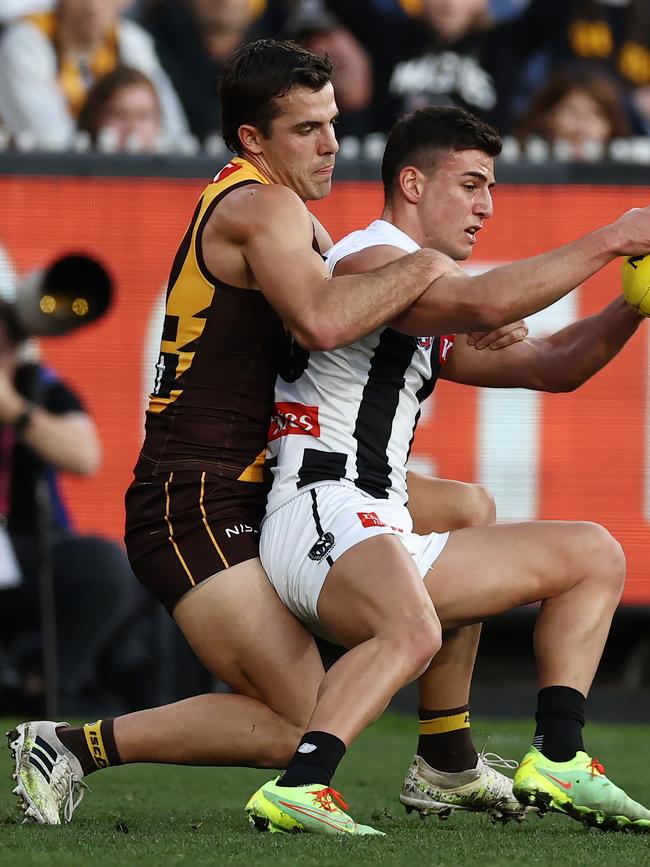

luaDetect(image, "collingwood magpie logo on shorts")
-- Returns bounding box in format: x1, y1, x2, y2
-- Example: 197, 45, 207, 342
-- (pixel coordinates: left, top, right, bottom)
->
308, 532, 335, 562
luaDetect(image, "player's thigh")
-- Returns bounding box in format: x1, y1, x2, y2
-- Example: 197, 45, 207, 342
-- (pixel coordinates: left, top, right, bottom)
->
317, 534, 438, 649
407, 471, 495, 533
174, 557, 324, 725
425, 520, 612, 629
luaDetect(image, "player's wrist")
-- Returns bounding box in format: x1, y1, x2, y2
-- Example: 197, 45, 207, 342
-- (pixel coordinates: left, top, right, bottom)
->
590, 224, 622, 260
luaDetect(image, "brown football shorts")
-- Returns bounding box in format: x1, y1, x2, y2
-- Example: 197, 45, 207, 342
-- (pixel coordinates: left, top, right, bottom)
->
124, 470, 268, 613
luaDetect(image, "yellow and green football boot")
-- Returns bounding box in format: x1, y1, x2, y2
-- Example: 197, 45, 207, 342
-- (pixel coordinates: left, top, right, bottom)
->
245, 777, 384, 836
513, 747, 650, 832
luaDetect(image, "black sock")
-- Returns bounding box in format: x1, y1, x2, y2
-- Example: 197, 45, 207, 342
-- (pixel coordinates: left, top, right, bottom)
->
277, 731, 346, 788
417, 705, 478, 772
533, 686, 586, 762
57, 719, 122, 777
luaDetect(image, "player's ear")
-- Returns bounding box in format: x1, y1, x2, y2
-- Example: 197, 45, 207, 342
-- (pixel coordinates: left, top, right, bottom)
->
399, 166, 423, 204
238, 124, 264, 155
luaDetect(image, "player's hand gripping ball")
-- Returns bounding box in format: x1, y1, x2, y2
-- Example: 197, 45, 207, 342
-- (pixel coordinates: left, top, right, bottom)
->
621, 254, 650, 316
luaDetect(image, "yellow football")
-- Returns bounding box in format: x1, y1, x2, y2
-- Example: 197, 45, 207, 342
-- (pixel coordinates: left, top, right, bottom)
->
621, 254, 650, 316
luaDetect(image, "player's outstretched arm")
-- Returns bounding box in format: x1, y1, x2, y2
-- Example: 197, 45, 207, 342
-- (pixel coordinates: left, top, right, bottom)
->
440, 295, 644, 392
338, 240, 645, 391
394, 207, 650, 335
226, 184, 451, 350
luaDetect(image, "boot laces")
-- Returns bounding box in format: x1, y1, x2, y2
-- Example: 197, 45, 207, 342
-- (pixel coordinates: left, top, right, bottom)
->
309, 787, 349, 812
48, 757, 88, 822
588, 757, 606, 777
480, 750, 518, 771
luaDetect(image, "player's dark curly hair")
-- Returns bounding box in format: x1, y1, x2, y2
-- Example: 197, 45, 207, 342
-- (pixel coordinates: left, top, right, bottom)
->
382, 107, 502, 201
221, 39, 334, 155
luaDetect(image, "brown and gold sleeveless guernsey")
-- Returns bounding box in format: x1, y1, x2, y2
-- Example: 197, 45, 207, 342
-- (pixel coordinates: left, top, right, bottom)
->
125, 158, 288, 613
137, 157, 285, 479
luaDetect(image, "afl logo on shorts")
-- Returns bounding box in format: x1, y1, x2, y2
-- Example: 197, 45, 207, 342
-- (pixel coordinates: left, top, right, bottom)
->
308, 531, 335, 562
417, 336, 433, 350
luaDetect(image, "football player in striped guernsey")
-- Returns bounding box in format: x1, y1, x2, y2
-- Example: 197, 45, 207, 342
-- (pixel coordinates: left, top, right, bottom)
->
248, 106, 650, 834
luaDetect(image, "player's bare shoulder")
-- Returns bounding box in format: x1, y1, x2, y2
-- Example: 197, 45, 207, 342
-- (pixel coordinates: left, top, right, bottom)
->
209, 183, 312, 246
200, 183, 315, 288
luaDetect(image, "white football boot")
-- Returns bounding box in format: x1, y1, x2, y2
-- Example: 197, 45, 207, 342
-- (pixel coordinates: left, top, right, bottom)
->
7, 721, 87, 824
400, 751, 536, 821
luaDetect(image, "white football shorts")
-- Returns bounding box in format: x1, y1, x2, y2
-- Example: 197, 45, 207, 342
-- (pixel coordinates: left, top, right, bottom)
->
260, 481, 449, 637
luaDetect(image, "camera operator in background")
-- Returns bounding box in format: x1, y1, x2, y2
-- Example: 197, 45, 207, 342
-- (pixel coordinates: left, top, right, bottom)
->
0, 288, 152, 716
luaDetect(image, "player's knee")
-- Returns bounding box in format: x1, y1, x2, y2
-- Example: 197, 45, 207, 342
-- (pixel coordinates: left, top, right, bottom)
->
580, 522, 626, 600
460, 483, 496, 528
412, 613, 443, 677
597, 529, 626, 600
389, 611, 442, 681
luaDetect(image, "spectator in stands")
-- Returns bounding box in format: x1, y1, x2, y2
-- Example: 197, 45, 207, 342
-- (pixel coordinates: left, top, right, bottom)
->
78, 66, 161, 151
515, 65, 632, 160
511, 1, 650, 137
0, 1, 52, 24
138, 0, 276, 142
284, 0, 373, 137
0, 285, 153, 715
559, 0, 650, 135
327, 0, 578, 135
0, 0, 187, 148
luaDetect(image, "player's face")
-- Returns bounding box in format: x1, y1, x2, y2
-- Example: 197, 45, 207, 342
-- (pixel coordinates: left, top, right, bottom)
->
259, 83, 339, 201
419, 148, 494, 261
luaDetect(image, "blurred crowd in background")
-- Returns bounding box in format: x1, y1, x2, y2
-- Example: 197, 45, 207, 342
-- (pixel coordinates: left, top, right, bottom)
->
0, 0, 649, 161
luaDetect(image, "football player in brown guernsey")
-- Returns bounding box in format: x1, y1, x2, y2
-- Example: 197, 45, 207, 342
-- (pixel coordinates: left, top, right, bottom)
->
13, 39, 650, 830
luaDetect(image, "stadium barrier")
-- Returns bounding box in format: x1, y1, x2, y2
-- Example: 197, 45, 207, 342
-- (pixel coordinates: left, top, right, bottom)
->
1, 154, 649, 607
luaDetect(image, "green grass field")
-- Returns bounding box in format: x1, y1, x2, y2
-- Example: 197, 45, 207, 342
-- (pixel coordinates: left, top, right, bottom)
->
0, 714, 648, 867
